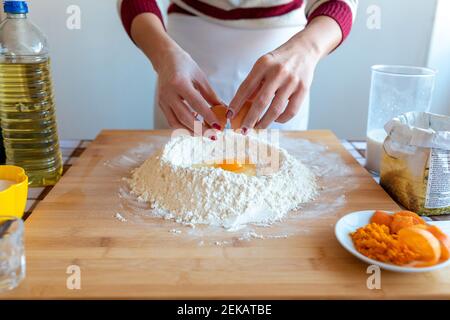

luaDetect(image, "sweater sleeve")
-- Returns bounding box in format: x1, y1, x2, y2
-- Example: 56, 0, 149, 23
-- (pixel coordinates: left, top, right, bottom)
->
305, 0, 358, 45
120, 0, 165, 39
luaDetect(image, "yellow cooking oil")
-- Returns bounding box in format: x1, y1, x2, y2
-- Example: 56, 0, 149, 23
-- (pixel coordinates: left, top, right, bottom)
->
0, 59, 62, 187
193, 159, 257, 176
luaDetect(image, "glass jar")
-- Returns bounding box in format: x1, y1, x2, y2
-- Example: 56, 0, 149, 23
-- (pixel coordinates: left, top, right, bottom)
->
365, 65, 436, 174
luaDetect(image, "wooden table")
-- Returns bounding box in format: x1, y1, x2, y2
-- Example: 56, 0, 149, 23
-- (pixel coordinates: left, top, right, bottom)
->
3, 130, 450, 299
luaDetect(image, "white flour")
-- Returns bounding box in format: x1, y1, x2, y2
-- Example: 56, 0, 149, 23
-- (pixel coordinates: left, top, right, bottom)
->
114, 212, 127, 222
128, 132, 317, 230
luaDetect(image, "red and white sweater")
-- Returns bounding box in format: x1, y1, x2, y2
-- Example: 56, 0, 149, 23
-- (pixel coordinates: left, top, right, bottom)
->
121, 0, 357, 45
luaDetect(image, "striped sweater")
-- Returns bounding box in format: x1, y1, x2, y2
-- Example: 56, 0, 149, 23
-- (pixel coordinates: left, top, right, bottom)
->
121, 0, 357, 45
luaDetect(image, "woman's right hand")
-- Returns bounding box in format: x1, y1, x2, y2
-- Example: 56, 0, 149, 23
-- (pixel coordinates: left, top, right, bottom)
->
155, 47, 222, 132
131, 13, 221, 132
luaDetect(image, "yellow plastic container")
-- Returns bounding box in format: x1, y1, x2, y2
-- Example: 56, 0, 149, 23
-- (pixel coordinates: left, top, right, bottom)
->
0, 165, 28, 219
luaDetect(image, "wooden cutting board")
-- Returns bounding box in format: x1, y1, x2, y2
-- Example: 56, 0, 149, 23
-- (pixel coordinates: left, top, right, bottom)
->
3, 130, 450, 299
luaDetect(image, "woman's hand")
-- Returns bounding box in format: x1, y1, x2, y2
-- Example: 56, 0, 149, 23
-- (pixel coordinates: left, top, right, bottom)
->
131, 13, 221, 132
228, 16, 343, 130
229, 44, 319, 130
156, 47, 222, 132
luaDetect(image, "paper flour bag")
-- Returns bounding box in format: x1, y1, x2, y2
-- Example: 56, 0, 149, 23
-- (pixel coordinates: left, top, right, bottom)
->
380, 111, 450, 215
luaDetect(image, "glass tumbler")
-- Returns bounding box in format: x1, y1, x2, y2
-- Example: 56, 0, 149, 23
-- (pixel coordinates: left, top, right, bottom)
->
366, 65, 436, 173
0, 216, 25, 292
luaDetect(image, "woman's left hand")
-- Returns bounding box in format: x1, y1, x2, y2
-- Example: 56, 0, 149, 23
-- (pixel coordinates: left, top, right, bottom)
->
228, 16, 342, 130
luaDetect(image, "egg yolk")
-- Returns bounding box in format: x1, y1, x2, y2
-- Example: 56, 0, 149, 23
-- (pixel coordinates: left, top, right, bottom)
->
213, 160, 244, 172
192, 159, 256, 175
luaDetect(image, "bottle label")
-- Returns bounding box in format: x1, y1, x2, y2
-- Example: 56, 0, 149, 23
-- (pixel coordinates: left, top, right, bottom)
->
425, 148, 450, 209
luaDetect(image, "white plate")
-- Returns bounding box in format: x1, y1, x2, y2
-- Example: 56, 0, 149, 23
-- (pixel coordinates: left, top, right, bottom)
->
335, 210, 450, 273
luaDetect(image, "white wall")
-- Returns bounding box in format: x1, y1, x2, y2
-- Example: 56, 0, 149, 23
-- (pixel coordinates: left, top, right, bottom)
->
426, 0, 450, 117
310, 0, 438, 139
10, 0, 444, 139
27, 0, 164, 139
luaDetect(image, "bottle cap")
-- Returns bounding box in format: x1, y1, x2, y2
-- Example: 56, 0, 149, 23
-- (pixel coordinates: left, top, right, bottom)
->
0, 165, 28, 219
3, 1, 29, 14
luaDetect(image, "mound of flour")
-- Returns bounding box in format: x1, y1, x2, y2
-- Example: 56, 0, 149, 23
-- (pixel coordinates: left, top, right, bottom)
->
128, 132, 317, 230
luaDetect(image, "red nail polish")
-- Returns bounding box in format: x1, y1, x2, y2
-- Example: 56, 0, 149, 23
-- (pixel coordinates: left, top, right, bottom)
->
212, 123, 222, 131
210, 135, 217, 141
241, 127, 248, 135
226, 110, 233, 119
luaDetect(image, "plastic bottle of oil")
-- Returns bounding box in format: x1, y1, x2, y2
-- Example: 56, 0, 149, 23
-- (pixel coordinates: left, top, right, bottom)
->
0, 1, 62, 186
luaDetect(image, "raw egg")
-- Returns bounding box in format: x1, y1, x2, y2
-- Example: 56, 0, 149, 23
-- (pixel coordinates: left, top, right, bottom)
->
230, 100, 252, 130
194, 159, 256, 176
210, 104, 228, 129
210, 101, 254, 130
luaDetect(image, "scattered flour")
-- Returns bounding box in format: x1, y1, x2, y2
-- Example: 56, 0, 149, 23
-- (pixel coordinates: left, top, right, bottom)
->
238, 231, 289, 241
114, 212, 127, 222
128, 132, 317, 230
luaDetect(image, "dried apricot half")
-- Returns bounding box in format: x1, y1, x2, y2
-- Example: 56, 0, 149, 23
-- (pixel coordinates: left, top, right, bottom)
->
390, 216, 418, 234
398, 226, 441, 266
426, 225, 450, 262
370, 210, 393, 228
393, 211, 425, 225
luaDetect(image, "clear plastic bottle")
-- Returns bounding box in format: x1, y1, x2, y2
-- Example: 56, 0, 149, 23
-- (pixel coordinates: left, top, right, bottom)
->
0, 1, 62, 186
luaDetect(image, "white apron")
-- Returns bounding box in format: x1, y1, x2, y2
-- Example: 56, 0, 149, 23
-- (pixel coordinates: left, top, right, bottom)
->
154, 14, 310, 130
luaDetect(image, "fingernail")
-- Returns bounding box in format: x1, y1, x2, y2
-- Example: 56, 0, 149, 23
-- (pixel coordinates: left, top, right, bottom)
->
212, 123, 222, 131
226, 110, 233, 119
210, 135, 217, 141
241, 127, 248, 135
